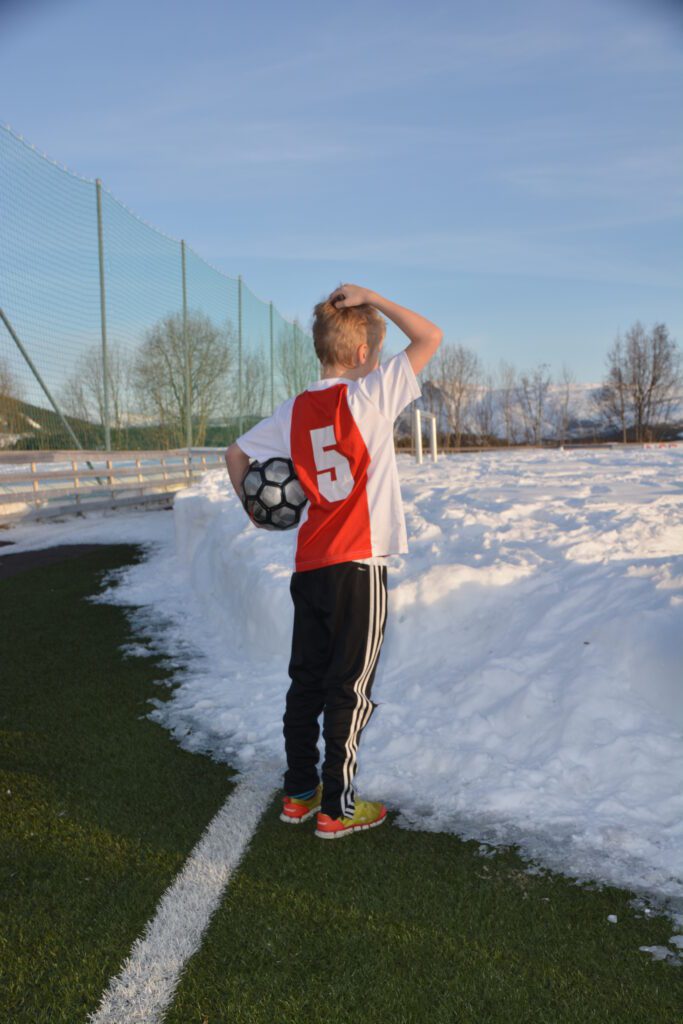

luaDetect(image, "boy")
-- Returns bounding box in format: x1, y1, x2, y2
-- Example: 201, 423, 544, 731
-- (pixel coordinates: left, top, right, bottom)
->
225, 284, 442, 838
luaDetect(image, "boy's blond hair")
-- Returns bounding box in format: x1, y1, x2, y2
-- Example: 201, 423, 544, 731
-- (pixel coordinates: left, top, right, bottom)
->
311, 298, 386, 368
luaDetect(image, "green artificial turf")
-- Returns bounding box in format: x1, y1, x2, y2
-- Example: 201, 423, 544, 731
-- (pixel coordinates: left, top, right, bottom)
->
1, 542, 680, 1024
0, 545, 236, 1024
166, 805, 682, 1024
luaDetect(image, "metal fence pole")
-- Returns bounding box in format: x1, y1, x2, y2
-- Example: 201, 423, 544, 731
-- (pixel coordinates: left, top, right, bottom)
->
95, 179, 111, 451
269, 300, 275, 414
181, 239, 192, 448
237, 274, 243, 435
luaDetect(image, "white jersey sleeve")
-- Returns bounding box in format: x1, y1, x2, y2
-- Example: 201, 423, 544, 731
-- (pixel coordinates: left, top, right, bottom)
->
354, 349, 422, 422
234, 397, 294, 462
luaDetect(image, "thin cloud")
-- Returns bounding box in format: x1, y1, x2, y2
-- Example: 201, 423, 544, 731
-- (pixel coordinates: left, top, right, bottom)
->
499, 145, 683, 203
205, 226, 681, 289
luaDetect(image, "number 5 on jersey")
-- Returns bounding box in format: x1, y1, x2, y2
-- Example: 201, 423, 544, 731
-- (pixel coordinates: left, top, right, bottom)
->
310, 425, 354, 502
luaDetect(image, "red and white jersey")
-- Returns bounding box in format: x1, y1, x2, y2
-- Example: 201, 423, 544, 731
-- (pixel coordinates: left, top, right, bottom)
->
235, 349, 421, 572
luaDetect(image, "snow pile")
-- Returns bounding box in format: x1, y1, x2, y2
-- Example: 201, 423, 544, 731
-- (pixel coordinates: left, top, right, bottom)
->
4, 446, 682, 917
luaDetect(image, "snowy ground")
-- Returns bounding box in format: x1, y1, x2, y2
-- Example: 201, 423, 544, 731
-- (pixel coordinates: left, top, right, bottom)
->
4, 446, 682, 924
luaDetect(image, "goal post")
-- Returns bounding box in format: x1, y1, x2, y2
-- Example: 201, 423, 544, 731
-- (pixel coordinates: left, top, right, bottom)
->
412, 407, 438, 464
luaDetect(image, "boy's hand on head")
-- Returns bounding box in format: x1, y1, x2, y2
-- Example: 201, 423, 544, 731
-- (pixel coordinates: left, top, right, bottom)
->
329, 283, 375, 308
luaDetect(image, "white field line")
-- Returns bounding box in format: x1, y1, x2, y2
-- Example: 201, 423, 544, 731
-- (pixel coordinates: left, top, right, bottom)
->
86, 765, 280, 1024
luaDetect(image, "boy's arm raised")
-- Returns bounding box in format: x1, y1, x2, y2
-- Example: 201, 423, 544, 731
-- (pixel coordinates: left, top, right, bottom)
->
331, 284, 443, 375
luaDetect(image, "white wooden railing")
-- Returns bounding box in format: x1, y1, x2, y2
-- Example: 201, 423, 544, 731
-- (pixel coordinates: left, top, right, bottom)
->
0, 448, 226, 525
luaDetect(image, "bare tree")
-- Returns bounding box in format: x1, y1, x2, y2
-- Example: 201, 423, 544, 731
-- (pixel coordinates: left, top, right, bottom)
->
59, 373, 90, 424
433, 343, 481, 448
60, 344, 130, 431
132, 310, 232, 446
594, 323, 681, 442
0, 357, 25, 437
516, 363, 552, 445
593, 334, 628, 442
277, 318, 319, 396
472, 373, 496, 445
241, 349, 269, 419
497, 361, 519, 445
86, 344, 129, 431
551, 364, 576, 445
628, 322, 680, 440
417, 365, 443, 416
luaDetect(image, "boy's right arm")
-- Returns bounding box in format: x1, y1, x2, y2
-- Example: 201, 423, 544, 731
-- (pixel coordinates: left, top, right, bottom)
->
331, 284, 443, 375
225, 399, 293, 514
225, 443, 251, 504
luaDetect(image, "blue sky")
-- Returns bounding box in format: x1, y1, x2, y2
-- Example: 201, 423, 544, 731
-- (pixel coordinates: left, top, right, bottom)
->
1, 0, 681, 381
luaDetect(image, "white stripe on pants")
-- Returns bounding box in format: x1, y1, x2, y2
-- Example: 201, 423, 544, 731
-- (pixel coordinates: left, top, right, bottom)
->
339, 565, 387, 818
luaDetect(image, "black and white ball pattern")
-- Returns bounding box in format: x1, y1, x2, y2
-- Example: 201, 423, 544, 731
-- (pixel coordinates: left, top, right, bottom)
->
241, 457, 308, 531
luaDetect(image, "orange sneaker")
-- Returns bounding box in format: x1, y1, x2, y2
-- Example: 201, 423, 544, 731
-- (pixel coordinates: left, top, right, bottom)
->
280, 783, 322, 824
315, 799, 387, 839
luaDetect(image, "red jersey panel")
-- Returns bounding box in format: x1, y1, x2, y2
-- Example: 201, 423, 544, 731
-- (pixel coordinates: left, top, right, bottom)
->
290, 383, 373, 571
235, 350, 423, 572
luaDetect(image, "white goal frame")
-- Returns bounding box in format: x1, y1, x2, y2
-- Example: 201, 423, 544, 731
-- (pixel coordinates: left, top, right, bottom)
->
412, 408, 438, 464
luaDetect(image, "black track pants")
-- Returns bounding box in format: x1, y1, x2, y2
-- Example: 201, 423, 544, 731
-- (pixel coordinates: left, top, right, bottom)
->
283, 561, 388, 819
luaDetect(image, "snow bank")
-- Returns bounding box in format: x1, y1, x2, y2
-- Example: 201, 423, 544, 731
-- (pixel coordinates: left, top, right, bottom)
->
4, 446, 682, 918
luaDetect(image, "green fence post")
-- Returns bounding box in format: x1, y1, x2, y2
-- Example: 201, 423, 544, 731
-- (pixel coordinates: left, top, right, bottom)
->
181, 239, 192, 448
95, 179, 111, 451
237, 274, 243, 436
269, 300, 275, 414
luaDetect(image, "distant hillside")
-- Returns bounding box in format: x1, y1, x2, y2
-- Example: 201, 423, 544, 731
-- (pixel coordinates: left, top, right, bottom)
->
0, 395, 100, 450
0, 395, 258, 450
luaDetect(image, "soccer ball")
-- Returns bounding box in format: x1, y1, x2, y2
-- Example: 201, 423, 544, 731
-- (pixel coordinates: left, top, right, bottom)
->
241, 457, 308, 531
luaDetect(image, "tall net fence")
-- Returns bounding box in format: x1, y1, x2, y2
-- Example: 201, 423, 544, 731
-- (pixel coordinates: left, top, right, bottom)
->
0, 123, 316, 451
